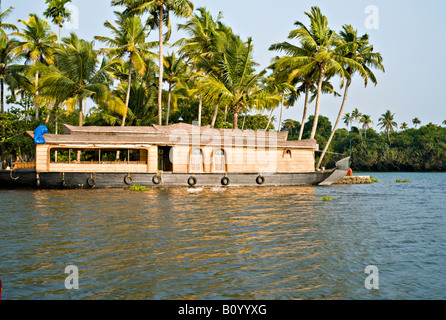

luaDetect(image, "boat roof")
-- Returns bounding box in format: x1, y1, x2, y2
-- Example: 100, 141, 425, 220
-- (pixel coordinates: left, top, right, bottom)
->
27, 123, 317, 149
62, 123, 290, 140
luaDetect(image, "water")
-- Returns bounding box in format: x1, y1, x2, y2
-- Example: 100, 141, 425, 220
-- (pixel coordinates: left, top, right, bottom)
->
0, 172, 445, 300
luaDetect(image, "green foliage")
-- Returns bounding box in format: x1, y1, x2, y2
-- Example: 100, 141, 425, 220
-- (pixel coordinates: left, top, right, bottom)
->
396, 179, 411, 183
130, 184, 151, 191
321, 196, 332, 201
321, 122, 446, 172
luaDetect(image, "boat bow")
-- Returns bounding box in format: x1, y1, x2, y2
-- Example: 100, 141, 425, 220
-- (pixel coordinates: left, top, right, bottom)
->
318, 157, 350, 186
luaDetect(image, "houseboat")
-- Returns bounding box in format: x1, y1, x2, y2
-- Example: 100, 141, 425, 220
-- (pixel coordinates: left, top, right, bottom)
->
0, 123, 349, 189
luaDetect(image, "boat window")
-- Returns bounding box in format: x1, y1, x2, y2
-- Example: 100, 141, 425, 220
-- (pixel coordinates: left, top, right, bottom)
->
213, 149, 226, 172
190, 148, 204, 172
49, 148, 147, 164
284, 149, 292, 159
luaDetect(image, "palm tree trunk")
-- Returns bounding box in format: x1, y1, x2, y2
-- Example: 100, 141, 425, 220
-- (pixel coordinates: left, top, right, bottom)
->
233, 109, 238, 129
1, 78, 4, 163
79, 98, 83, 127
310, 66, 325, 140
35, 71, 39, 120
198, 99, 202, 127
165, 84, 172, 126
277, 94, 284, 132
210, 104, 219, 128
224, 105, 228, 123
298, 86, 310, 140
45, 101, 54, 124
265, 107, 275, 131
122, 53, 133, 127
1, 78, 4, 114
157, 5, 164, 126
242, 113, 246, 130
316, 80, 351, 170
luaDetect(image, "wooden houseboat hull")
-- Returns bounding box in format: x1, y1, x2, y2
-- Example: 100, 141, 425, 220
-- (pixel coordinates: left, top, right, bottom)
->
0, 167, 343, 189
0, 124, 350, 189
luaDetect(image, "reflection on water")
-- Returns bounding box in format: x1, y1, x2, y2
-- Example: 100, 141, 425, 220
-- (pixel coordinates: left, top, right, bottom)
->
1, 173, 446, 299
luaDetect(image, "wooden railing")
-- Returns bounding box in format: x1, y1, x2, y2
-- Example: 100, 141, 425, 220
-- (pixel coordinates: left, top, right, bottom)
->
13, 162, 36, 169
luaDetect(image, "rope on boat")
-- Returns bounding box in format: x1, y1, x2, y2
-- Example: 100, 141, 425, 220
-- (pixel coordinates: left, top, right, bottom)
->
10, 170, 19, 180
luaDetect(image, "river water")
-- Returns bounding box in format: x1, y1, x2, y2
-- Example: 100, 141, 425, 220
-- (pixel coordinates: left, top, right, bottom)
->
0, 172, 445, 300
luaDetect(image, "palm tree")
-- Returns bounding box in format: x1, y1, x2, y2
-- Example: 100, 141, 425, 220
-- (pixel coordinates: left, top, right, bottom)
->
43, 0, 71, 44
378, 110, 397, 145
38, 33, 119, 127
13, 14, 57, 120
194, 36, 278, 129
0, 38, 30, 113
260, 68, 295, 132
176, 7, 226, 128
360, 114, 373, 138
163, 51, 188, 125
111, 0, 194, 126
412, 117, 421, 128
95, 12, 155, 126
282, 119, 297, 135
272, 7, 350, 140
0, 6, 18, 40
351, 108, 363, 129
400, 122, 408, 130
442, 120, 446, 126
316, 25, 383, 169
343, 113, 353, 128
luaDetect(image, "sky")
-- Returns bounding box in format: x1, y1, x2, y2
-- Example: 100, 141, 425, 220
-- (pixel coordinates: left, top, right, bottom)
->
4, 0, 446, 130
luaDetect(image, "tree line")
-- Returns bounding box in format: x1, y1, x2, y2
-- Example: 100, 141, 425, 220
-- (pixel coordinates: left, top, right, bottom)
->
0, 1, 444, 171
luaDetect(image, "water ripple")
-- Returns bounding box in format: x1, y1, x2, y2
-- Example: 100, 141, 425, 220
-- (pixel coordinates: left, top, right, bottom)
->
1, 173, 446, 299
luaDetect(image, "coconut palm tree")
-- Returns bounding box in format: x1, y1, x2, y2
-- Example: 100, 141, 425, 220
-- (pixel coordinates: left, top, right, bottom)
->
95, 12, 156, 126
111, 0, 194, 126
12, 14, 57, 120
343, 113, 353, 128
360, 114, 373, 138
194, 36, 278, 129
163, 51, 188, 125
351, 108, 363, 129
378, 110, 398, 145
43, 0, 71, 44
38, 33, 119, 127
400, 122, 408, 130
176, 7, 229, 127
271, 7, 352, 140
442, 120, 446, 126
282, 119, 297, 135
412, 117, 421, 128
316, 25, 383, 169
0, 38, 30, 113
0, 6, 18, 40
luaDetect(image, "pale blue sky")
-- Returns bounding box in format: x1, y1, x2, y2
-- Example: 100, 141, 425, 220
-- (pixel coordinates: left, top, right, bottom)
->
5, 0, 446, 129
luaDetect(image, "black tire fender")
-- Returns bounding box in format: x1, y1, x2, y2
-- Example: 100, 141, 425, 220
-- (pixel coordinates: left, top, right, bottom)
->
87, 177, 95, 188
187, 176, 197, 186
124, 175, 133, 185
256, 175, 265, 185
221, 176, 229, 186
152, 175, 161, 185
